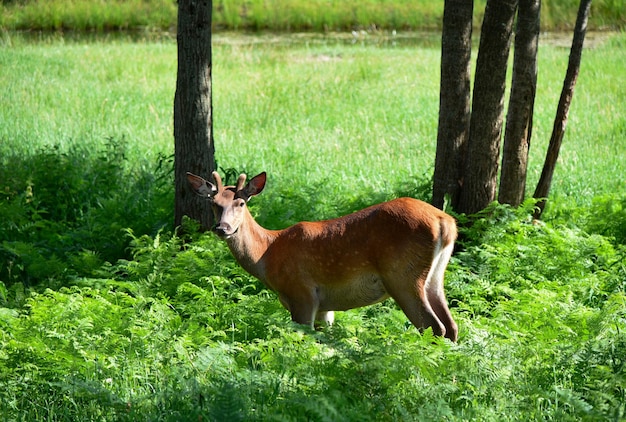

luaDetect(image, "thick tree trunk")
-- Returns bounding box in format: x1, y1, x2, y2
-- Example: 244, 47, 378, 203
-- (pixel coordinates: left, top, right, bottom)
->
498, 0, 541, 207
174, 0, 215, 230
457, 0, 518, 215
433, 0, 473, 210
533, 0, 591, 219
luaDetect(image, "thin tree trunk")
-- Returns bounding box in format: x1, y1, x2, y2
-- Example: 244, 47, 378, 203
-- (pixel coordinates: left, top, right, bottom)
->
457, 0, 518, 215
498, 0, 541, 207
174, 0, 215, 230
433, 0, 473, 210
533, 0, 591, 219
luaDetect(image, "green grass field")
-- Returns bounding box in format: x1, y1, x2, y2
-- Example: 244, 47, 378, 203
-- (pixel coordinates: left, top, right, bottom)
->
1, 0, 625, 32
1, 31, 625, 420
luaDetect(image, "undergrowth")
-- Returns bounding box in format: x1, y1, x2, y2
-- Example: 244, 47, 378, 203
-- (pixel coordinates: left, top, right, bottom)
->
1, 144, 625, 420
1, 0, 624, 32
0, 139, 172, 286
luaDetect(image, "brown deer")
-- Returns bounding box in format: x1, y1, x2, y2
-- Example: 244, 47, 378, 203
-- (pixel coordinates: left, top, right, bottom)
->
187, 171, 458, 341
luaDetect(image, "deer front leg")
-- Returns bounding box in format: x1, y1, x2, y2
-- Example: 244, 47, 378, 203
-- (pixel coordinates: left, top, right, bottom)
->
278, 288, 320, 329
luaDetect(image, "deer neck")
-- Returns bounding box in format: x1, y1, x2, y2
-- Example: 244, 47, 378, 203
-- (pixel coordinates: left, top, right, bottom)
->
223, 212, 277, 282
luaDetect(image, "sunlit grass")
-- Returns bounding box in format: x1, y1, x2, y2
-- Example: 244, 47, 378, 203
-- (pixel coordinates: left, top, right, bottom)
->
0, 38, 175, 158
1, 32, 625, 218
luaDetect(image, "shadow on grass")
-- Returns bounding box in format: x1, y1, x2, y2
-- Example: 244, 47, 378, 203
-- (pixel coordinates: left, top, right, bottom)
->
0, 138, 172, 286
1, 139, 437, 287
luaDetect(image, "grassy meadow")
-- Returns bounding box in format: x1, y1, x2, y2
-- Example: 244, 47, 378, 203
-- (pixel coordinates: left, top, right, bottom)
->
1, 28, 626, 421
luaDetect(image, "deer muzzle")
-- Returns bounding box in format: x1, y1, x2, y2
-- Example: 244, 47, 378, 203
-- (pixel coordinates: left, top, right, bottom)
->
214, 222, 237, 238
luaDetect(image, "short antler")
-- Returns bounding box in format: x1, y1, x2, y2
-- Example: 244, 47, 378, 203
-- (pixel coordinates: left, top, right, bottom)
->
211, 171, 224, 192
236, 174, 247, 192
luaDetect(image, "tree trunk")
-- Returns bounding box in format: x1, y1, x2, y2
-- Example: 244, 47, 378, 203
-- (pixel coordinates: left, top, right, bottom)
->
433, 0, 473, 210
533, 0, 591, 219
174, 0, 215, 230
498, 0, 541, 207
457, 0, 518, 215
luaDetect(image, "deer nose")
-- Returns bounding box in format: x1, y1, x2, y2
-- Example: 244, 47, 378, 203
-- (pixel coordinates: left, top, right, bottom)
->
214, 222, 233, 237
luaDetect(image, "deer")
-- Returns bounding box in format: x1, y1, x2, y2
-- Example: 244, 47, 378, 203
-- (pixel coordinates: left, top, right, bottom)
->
187, 171, 459, 342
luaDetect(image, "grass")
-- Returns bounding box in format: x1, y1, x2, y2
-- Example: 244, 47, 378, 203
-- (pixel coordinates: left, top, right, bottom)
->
1, 0, 625, 32
1, 32, 624, 216
1, 32, 625, 420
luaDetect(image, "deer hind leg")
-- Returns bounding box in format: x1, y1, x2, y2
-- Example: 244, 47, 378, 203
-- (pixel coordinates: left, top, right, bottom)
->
382, 271, 447, 338
315, 310, 335, 327
424, 240, 458, 342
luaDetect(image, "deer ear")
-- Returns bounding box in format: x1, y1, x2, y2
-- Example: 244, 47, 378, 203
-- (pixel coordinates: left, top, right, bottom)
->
241, 172, 266, 200
186, 172, 217, 197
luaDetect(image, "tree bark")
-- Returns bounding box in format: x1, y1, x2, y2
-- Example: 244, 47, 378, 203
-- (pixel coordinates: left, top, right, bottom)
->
457, 0, 518, 215
533, 0, 591, 219
433, 0, 473, 210
498, 0, 541, 207
174, 0, 215, 230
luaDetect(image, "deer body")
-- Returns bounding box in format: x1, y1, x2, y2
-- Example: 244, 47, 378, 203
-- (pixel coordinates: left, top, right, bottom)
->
187, 171, 458, 341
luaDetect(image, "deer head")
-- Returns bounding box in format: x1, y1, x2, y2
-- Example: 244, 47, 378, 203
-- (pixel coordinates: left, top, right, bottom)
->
186, 171, 266, 238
